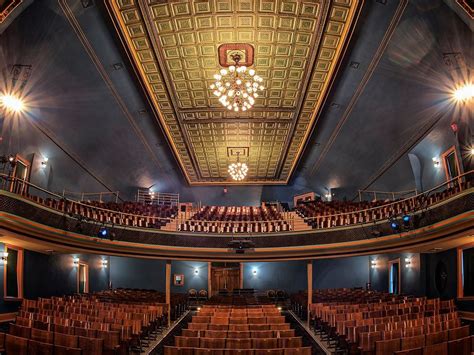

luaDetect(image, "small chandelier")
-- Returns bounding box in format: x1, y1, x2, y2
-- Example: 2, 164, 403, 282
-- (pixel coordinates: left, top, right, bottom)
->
228, 153, 248, 181
210, 53, 264, 112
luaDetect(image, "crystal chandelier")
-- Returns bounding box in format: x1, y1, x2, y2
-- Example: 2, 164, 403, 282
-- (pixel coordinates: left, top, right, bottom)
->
228, 153, 248, 181
210, 54, 264, 112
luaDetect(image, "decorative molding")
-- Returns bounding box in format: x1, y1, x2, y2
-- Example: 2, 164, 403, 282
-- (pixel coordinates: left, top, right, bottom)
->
106, 0, 361, 185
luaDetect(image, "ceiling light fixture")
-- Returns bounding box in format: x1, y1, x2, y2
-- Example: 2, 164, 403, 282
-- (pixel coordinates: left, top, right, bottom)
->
228, 152, 248, 181
210, 53, 264, 112
453, 83, 474, 102
0, 94, 24, 112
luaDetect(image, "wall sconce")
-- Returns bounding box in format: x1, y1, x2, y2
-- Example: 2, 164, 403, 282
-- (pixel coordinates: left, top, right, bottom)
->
252, 269, 257, 275
405, 257, 412, 268
194, 268, 199, 275
432, 157, 440, 168
1, 252, 8, 264
371, 259, 377, 269
101, 259, 108, 268
41, 157, 48, 168
73, 257, 79, 267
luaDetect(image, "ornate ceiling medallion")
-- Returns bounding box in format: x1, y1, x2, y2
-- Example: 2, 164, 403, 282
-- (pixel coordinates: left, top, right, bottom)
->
210, 52, 264, 112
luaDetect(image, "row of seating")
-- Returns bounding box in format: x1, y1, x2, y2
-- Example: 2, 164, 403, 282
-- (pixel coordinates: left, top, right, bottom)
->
167, 304, 312, 355
296, 181, 470, 229
10, 290, 172, 354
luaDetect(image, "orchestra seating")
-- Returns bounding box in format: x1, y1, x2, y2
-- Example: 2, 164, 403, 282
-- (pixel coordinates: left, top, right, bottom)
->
1, 289, 175, 354
296, 181, 470, 229
165, 304, 312, 354
179, 204, 291, 233
292, 288, 469, 355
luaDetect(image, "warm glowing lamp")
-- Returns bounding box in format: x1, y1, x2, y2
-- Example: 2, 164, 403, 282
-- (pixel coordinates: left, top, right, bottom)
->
454, 84, 474, 102
0, 95, 24, 112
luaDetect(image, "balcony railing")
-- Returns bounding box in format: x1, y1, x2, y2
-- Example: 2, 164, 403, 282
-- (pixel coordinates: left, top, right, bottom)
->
0, 170, 471, 235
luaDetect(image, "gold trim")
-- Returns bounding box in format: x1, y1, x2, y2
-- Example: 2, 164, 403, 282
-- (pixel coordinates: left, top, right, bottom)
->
106, 0, 361, 185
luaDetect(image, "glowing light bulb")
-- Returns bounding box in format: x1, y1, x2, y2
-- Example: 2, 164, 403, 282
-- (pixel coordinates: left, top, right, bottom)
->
454, 84, 474, 101
220, 69, 227, 75
1, 95, 24, 112
249, 69, 255, 76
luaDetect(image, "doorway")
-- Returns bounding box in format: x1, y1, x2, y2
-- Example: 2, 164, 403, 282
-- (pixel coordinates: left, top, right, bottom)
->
389, 259, 401, 294
210, 262, 241, 297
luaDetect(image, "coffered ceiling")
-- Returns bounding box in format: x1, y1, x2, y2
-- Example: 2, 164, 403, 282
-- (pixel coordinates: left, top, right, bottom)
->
107, 0, 360, 185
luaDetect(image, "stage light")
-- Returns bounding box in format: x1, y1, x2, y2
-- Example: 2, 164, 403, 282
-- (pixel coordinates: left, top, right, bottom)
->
390, 220, 400, 232
454, 84, 474, 102
402, 215, 411, 227
0, 95, 24, 112
98, 227, 108, 238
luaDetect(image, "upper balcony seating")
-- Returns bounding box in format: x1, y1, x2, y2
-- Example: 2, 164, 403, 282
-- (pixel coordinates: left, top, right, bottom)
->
296, 180, 471, 229
26, 197, 178, 229
178, 205, 291, 233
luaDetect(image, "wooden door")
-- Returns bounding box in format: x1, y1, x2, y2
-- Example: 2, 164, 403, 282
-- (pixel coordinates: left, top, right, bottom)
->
211, 266, 241, 296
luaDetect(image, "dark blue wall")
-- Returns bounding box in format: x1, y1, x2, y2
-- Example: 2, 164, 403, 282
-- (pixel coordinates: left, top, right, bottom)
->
23, 252, 109, 299
369, 253, 424, 296
171, 261, 208, 293
313, 256, 369, 290
243, 261, 307, 293
109, 256, 166, 291
423, 249, 457, 300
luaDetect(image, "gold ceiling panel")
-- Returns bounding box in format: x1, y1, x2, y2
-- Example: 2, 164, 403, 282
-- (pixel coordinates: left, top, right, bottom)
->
108, 0, 359, 185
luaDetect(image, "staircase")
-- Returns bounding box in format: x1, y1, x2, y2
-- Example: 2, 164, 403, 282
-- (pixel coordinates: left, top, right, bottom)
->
286, 211, 312, 231
160, 210, 193, 231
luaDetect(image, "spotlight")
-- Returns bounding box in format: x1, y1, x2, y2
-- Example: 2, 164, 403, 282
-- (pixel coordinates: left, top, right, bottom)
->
0, 95, 24, 112
390, 220, 400, 232
454, 84, 474, 102
402, 215, 411, 227
98, 227, 108, 238
194, 268, 199, 275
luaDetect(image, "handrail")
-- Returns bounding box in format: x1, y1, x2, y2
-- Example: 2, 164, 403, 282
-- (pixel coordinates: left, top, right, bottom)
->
300, 170, 472, 222
357, 188, 418, 202
62, 189, 120, 203
0, 170, 471, 231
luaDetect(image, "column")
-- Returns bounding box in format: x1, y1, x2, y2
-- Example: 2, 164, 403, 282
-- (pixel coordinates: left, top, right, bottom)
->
166, 260, 171, 327
307, 260, 313, 326
208, 262, 212, 298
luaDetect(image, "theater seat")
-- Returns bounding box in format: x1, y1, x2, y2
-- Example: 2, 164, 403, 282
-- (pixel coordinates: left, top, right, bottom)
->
28, 339, 53, 355
6, 334, 28, 355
